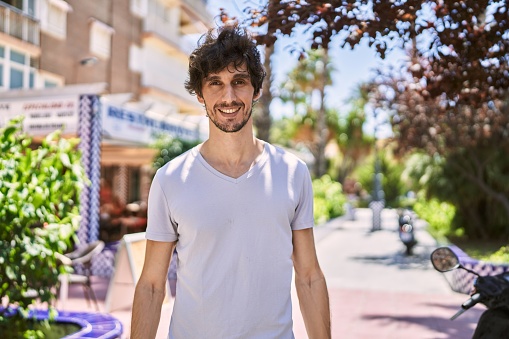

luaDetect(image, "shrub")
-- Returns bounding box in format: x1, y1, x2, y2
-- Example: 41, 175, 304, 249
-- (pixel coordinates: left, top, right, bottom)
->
152, 136, 200, 170
413, 198, 458, 242
0, 117, 88, 336
313, 175, 346, 225
483, 246, 509, 264
354, 151, 407, 208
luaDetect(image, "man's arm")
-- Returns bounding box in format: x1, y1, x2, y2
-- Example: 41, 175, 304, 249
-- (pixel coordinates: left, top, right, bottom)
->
131, 239, 176, 339
293, 228, 331, 339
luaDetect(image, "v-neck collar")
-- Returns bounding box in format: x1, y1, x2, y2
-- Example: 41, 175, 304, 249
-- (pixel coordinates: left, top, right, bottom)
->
194, 143, 269, 184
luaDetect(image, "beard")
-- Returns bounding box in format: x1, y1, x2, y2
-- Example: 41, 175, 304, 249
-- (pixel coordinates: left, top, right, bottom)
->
204, 101, 253, 133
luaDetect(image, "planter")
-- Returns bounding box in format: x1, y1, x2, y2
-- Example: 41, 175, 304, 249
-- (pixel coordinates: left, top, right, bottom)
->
1, 308, 123, 339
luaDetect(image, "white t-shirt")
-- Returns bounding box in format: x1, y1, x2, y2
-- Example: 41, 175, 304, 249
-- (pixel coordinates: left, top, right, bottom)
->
146, 142, 314, 339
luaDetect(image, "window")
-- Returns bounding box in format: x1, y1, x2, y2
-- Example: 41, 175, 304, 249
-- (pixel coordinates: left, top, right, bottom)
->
3, 0, 23, 11
10, 50, 25, 64
40, 69, 64, 89
0, 47, 3, 88
0, 45, 37, 90
5, 0, 37, 17
27, 0, 34, 16
130, 0, 148, 18
10, 68, 23, 88
44, 80, 57, 88
29, 70, 34, 88
41, 0, 72, 39
89, 19, 114, 59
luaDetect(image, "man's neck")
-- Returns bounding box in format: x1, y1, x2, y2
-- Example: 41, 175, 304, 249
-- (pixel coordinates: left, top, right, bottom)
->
199, 131, 265, 179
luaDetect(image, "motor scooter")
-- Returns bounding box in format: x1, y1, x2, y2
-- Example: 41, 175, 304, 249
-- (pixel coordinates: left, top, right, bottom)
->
430, 247, 509, 338
398, 209, 417, 255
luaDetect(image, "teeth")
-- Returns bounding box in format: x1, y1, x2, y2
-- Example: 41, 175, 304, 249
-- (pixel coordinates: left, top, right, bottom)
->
219, 108, 238, 114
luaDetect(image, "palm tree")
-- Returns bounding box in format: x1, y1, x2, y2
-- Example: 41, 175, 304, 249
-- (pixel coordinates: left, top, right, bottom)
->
279, 47, 331, 177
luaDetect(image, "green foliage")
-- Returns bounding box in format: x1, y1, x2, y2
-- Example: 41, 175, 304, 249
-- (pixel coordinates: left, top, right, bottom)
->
403, 149, 509, 240
379, 153, 406, 208
0, 117, 87, 334
0, 316, 80, 339
152, 136, 200, 170
312, 175, 346, 225
270, 115, 304, 148
328, 93, 373, 184
413, 198, 458, 242
443, 149, 509, 240
279, 48, 332, 108
354, 150, 407, 208
479, 246, 509, 264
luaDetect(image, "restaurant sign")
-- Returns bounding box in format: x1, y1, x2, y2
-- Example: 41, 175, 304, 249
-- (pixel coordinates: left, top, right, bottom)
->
102, 104, 199, 144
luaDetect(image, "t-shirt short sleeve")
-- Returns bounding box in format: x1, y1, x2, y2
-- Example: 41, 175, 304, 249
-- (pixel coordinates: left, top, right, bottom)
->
290, 163, 315, 231
145, 173, 178, 242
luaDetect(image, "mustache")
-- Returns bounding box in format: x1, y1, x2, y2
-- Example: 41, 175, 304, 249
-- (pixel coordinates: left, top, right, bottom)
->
214, 101, 244, 109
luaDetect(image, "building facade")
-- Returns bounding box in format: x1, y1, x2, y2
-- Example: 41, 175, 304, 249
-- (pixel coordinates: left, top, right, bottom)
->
0, 0, 211, 249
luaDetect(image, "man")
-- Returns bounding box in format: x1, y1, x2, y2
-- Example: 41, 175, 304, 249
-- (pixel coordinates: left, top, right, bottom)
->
131, 25, 331, 339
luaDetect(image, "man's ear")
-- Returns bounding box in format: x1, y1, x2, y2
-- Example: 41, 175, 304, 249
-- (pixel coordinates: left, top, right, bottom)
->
253, 90, 262, 102
197, 95, 205, 104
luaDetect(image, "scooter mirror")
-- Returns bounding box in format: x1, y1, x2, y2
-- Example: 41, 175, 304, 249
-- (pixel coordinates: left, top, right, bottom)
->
431, 247, 460, 272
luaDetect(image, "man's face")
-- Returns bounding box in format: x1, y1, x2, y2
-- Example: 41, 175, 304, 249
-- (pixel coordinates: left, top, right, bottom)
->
198, 63, 260, 133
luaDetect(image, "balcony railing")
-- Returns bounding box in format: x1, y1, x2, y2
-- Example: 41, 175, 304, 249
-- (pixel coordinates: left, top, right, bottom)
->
183, 0, 210, 22
0, 2, 39, 45
185, 0, 207, 11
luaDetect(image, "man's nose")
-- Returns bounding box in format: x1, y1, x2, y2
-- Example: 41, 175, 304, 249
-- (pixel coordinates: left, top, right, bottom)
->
222, 85, 237, 103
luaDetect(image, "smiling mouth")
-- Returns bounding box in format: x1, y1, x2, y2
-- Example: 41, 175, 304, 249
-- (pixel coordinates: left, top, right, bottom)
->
218, 107, 241, 114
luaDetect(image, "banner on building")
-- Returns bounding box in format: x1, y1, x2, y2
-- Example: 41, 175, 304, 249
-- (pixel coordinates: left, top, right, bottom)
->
0, 96, 80, 135
102, 103, 199, 144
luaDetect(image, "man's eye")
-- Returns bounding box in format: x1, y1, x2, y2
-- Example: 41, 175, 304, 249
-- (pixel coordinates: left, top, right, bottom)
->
233, 80, 246, 85
209, 81, 220, 86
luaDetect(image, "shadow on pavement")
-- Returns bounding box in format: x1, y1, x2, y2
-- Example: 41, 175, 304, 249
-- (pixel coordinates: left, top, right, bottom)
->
349, 250, 435, 270
361, 311, 482, 339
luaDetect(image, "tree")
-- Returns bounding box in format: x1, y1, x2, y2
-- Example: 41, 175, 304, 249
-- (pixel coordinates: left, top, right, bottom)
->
330, 85, 372, 184
246, 0, 509, 108
279, 48, 332, 177
0, 117, 88, 336
239, 0, 509, 239
219, 1, 279, 141
253, 43, 274, 142
370, 66, 509, 239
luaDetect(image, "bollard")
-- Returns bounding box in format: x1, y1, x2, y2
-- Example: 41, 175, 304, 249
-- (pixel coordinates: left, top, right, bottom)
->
369, 200, 384, 231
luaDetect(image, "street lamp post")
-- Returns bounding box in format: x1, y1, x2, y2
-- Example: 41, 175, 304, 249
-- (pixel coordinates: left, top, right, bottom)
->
370, 107, 385, 231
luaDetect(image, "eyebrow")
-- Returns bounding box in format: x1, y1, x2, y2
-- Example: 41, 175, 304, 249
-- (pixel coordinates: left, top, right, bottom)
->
203, 73, 251, 82
232, 73, 250, 80
204, 75, 221, 82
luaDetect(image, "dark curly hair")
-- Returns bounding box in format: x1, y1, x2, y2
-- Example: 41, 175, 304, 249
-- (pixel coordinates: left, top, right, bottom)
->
185, 25, 266, 98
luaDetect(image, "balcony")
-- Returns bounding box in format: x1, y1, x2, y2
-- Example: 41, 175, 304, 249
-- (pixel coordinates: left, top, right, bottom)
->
181, 0, 211, 33
183, 0, 209, 18
0, 2, 39, 46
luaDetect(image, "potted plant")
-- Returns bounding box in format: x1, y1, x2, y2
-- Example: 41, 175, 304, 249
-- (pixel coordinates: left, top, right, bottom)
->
0, 117, 88, 338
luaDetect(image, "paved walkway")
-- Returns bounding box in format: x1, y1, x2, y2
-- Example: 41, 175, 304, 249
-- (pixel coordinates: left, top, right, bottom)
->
296, 208, 483, 339
63, 208, 484, 338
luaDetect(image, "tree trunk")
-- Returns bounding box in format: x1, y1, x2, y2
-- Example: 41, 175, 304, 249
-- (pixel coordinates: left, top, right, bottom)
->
314, 48, 329, 177
254, 44, 273, 142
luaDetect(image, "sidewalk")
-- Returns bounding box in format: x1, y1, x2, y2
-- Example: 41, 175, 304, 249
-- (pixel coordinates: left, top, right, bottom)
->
63, 208, 484, 338
299, 208, 483, 339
